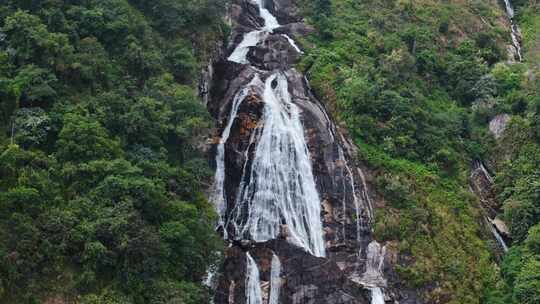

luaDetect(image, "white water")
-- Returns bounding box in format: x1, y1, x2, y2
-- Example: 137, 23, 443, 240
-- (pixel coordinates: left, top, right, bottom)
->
501, 0, 523, 61
358, 241, 387, 304
246, 252, 263, 304
228, 0, 304, 63
269, 253, 282, 304
231, 73, 326, 257
229, 31, 267, 64
282, 34, 304, 53
370, 287, 385, 304
338, 146, 362, 241
490, 223, 509, 252
255, 0, 280, 31
211, 75, 263, 238
473, 161, 510, 253
228, 0, 279, 63
503, 0, 515, 18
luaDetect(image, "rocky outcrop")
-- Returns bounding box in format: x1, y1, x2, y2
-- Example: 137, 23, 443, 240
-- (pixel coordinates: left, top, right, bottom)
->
215, 241, 371, 304
489, 114, 511, 139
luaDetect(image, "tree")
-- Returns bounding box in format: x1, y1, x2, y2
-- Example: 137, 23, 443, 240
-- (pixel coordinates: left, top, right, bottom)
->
56, 113, 121, 163
525, 223, 540, 255
514, 258, 540, 304
3, 10, 73, 69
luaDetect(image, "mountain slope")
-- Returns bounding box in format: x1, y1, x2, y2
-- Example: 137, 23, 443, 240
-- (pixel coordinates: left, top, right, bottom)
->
297, 0, 530, 303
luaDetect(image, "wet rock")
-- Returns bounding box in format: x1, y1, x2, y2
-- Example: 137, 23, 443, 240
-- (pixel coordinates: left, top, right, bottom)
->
491, 217, 510, 238
215, 241, 371, 304
469, 160, 500, 217
247, 34, 301, 69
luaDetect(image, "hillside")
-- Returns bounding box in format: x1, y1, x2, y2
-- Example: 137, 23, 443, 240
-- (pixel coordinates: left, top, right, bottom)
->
298, 0, 540, 303
1, 0, 540, 304
0, 0, 226, 303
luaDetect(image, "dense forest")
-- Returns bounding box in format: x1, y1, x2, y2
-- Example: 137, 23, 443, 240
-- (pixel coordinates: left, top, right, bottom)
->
299, 0, 540, 303
1, 0, 540, 303
0, 0, 226, 302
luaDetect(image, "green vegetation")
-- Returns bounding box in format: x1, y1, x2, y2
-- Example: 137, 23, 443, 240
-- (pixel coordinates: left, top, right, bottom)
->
486, 2, 540, 303
298, 0, 540, 302
0, 0, 226, 303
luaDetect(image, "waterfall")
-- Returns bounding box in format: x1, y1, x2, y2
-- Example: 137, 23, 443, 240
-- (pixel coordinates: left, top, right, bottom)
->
211, 0, 384, 301
489, 223, 509, 252
211, 75, 263, 238
230, 73, 326, 257
281, 34, 303, 53
338, 146, 362, 241
501, 0, 523, 61
357, 241, 387, 304
269, 253, 282, 304
228, 0, 302, 63
471, 160, 510, 254
246, 252, 263, 304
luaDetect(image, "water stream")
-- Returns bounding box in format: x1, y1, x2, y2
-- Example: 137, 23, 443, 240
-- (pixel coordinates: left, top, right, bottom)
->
356, 241, 387, 304
210, 75, 262, 238
502, 0, 523, 61
471, 160, 510, 253
269, 253, 282, 304
246, 252, 263, 304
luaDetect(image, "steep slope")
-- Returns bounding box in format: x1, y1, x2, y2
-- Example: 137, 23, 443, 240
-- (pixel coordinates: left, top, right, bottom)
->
294, 0, 525, 303
482, 1, 540, 303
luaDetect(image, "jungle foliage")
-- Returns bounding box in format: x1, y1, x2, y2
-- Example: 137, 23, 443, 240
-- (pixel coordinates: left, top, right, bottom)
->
299, 0, 540, 303
0, 0, 226, 303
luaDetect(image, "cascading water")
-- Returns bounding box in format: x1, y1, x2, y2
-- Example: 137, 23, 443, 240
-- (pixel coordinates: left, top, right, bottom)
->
246, 252, 263, 304
356, 241, 387, 304
230, 73, 326, 257
211, 75, 262, 237
501, 0, 523, 61
228, 0, 302, 63
269, 253, 282, 304
490, 223, 509, 252
471, 160, 510, 253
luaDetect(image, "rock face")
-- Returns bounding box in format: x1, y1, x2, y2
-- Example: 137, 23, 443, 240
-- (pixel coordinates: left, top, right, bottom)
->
206, 0, 416, 303
489, 114, 511, 139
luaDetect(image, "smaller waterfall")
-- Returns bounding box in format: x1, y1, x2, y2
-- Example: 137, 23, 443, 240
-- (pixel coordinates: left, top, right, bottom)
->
337, 146, 362, 241
269, 253, 282, 304
489, 223, 509, 252
228, 0, 303, 63
281, 34, 303, 53
359, 241, 387, 304
502, 0, 515, 18
246, 252, 263, 304
211, 75, 263, 238
471, 161, 510, 254
501, 0, 523, 61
